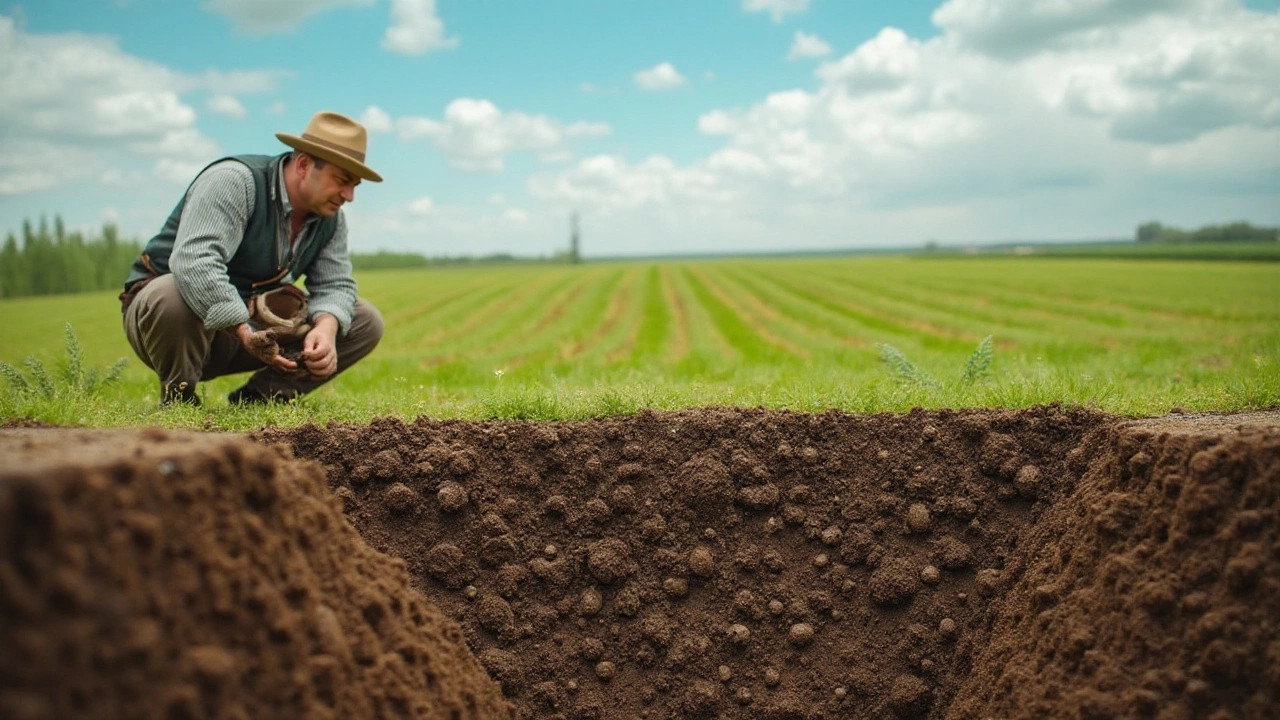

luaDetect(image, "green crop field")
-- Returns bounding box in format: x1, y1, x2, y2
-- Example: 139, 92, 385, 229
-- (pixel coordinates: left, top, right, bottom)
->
1, 256, 1277, 428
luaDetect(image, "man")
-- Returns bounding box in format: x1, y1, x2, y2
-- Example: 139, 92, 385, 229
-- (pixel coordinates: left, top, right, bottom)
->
121, 111, 384, 406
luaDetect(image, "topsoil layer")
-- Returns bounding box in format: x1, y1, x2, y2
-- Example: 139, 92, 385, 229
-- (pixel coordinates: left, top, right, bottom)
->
0, 427, 515, 720
2, 406, 1277, 720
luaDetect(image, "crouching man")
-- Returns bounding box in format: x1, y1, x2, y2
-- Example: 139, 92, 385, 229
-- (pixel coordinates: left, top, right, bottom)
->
121, 111, 384, 406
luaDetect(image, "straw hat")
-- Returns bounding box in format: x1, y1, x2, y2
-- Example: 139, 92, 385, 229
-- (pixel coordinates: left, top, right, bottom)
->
276, 111, 383, 182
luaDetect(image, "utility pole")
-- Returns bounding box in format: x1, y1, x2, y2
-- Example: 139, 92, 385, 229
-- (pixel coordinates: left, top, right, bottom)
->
570, 212, 581, 264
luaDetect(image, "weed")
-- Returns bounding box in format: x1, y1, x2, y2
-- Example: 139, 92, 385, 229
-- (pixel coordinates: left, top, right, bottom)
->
880, 335, 996, 388
0, 323, 128, 399
962, 335, 995, 384
878, 344, 936, 386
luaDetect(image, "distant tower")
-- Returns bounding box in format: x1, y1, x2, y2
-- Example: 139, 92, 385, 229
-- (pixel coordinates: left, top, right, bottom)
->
570, 212, 581, 264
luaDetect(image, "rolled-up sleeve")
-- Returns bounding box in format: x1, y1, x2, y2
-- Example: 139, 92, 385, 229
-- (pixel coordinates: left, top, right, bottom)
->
304, 211, 358, 336
168, 162, 255, 330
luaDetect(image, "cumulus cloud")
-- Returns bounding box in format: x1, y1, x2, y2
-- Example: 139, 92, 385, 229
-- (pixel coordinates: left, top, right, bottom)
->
382, 0, 459, 55
502, 208, 530, 224
205, 0, 373, 34
206, 94, 247, 118
360, 105, 393, 133
396, 99, 611, 172
742, 0, 809, 23
634, 62, 687, 91
932, 0, 1219, 59
408, 196, 435, 215
189, 69, 289, 95
787, 30, 832, 60
526, 0, 1280, 250
0, 15, 282, 194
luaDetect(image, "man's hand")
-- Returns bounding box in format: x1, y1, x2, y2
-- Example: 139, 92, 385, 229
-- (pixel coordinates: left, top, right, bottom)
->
234, 323, 300, 373
300, 313, 339, 378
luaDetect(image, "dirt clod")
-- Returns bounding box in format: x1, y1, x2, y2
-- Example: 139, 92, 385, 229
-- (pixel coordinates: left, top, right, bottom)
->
906, 503, 932, 533
890, 674, 932, 717
688, 546, 716, 577
437, 481, 469, 511
788, 623, 815, 647
871, 557, 922, 605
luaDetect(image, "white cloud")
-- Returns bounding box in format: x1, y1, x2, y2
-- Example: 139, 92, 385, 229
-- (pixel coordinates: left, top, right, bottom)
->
205, 0, 374, 34
634, 62, 687, 91
396, 98, 611, 172
933, 0, 1219, 59
742, 0, 809, 23
698, 110, 739, 136
408, 196, 435, 215
153, 158, 208, 186
525, 1, 1280, 252
206, 94, 247, 118
0, 16, 281, 196
189, 69, 289, 95
787, 30, 832, 60
360, 105, 393, 133
382, 0, 459, 56
502, 208, 530, 224
265, 101, 286, 115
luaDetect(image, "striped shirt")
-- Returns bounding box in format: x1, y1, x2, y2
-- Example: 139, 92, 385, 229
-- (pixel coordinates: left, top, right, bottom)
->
167, 158, 358, 335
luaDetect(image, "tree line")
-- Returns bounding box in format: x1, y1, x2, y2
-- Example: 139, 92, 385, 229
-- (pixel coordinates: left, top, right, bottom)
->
1136, 221, 1278, 244
0, 215, 576, 298
1, 216, 144, 299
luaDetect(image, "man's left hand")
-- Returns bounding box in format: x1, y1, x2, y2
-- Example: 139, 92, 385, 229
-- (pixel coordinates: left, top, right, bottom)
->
301, 314, 340, 378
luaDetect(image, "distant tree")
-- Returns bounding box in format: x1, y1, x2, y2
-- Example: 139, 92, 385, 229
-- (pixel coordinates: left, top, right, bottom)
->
1136, 222, 1163, 243
1136, 220, 1276, 245
0, 218, 143, 298
1, 233, 28, 298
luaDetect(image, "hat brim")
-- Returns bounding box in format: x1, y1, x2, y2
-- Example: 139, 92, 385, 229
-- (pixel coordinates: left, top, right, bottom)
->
276, 132, 383, 183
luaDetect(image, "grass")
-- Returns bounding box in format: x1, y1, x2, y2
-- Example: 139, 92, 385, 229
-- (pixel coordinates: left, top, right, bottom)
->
1, 256, 1277, 430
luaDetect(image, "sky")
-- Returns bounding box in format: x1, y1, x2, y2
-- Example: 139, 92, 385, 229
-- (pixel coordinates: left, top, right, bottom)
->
2, 0, 1278, 258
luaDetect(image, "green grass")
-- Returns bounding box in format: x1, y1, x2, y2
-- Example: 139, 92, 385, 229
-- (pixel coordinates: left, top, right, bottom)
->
1, 256, 1277, 429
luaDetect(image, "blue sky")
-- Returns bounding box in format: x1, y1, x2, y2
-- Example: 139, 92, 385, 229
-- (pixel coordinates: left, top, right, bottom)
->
2, 0, 1278, 257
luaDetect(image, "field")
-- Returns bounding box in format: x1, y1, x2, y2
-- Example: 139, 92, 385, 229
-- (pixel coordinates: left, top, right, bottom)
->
1, 255, 1277, 427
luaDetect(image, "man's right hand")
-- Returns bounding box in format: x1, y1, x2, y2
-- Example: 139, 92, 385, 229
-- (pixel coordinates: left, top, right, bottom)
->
233, 322, 299, 373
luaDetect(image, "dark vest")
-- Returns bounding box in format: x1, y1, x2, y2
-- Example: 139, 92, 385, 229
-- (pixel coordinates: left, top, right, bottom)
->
125, 153, 338, 298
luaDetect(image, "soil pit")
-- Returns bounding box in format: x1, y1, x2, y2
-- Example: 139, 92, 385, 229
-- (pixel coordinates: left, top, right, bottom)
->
3, 406, 1277, 719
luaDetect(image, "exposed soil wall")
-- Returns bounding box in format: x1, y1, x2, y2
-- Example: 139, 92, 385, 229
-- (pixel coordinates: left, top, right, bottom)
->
261, 405, 1110, 719
3, 407, 1275, 720
0, 428, 515, 720
950, 413, 1280, 720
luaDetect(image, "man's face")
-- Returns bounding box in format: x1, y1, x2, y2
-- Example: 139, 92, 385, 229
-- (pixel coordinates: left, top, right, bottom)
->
299, 156, 360, 218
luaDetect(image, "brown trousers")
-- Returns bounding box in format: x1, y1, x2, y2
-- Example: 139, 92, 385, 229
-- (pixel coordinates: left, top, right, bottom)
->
123, 274, 383, 402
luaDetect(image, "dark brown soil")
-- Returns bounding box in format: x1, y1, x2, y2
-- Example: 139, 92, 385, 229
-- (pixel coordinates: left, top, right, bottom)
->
949, 412, 1280, 720
0, 427, 515, 720
3, 406, 1276, 720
